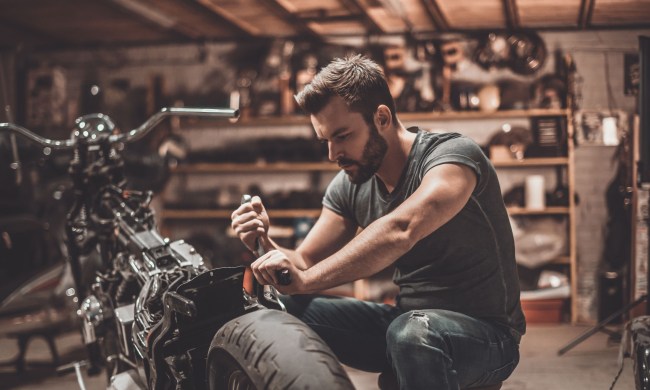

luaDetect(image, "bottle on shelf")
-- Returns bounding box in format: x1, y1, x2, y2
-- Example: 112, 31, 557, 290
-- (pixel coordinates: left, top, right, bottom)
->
548, 166, 569, 207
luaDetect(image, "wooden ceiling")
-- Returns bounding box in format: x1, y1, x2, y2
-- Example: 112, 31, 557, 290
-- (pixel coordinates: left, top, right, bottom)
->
1, 0, 649, 48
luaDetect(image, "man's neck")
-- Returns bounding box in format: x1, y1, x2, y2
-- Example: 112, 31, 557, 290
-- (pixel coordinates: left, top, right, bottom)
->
375, 126, 417, 193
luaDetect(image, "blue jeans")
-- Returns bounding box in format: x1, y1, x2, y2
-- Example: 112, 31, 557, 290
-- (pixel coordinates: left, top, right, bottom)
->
280, 295, 520, 390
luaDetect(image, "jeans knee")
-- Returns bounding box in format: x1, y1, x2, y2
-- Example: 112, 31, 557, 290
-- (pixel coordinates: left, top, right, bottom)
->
386, 312, 449, 360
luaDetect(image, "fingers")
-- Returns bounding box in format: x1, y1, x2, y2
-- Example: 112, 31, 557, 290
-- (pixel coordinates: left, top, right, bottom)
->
231, 197, 266, 229
232, 196, 269, 253
232, 209, 264, 238
251, 250, 289, 286
251, 195, 264, 212
232, 196, 264, 217
232, 210, 264, 233
231, 201, 255, 221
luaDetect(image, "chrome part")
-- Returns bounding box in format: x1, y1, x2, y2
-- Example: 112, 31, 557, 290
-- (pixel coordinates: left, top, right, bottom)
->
80, 295, 103, 343
0, 122, 75, 149
128, 255, 148, 284
111, 107, 238, 144
108, 369, 146, 390
115, 304, 135, 358
170, 239, 204, 269
72, 114, 116, 142
74, 361, 88, 390
262, 285, 287, 312
1, 107, 238, 150
631, 316, 650, 390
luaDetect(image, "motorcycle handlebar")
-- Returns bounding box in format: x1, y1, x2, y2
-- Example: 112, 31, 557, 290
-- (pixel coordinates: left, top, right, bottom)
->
0, 122, 76, 149
0, 107, 239, 150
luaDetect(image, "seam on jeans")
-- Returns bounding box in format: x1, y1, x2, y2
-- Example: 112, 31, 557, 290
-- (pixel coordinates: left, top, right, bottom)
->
467, 358, 517, 388
443, 331, 499, 347
425, 341, 454, 365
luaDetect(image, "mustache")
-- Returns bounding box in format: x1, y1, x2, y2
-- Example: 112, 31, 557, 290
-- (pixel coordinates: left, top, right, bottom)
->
337, 158, 358, 167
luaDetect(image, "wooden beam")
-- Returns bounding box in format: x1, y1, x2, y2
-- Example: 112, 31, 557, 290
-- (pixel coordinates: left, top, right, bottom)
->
299, 13, 363, 23
339, 0, 385, 34
382, 0, 415, 33
259, 0, 324, 41
419, 0, 449, 31
503, 0, 520, 30
578, 0, 596, 29
0, 17, 67, 46
195, 0, 259, 36
106, 0, 201, 40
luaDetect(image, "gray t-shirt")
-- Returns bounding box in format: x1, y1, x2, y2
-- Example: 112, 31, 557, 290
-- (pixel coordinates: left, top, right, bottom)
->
323, 128, 526, 338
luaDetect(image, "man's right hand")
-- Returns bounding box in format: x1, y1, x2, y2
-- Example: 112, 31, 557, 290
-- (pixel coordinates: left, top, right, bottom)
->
231, 195, 271, 253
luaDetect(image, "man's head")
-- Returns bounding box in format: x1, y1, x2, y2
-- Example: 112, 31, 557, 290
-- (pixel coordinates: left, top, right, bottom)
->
294, 54, 397, 127
295, 55, 395, 184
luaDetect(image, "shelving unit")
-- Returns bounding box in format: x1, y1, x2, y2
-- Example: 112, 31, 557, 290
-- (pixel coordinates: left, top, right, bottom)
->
492, 157, 569, 167
161, 107, 577, 321
171, 162, 338, 174
161, 208, 322, 219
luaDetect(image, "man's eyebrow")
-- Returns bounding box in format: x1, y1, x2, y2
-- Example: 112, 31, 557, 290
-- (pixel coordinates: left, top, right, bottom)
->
318, 127, 348, 142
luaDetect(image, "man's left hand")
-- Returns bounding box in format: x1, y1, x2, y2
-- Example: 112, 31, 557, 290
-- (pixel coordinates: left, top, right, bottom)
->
250, 249, 309, 294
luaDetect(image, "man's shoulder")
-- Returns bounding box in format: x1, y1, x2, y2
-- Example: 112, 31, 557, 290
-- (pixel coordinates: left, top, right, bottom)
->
423, 129, 466, 141
413, 129, 481, 157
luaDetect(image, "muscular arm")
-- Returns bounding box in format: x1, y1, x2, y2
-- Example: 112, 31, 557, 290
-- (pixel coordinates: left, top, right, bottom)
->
291, 162, 477, 293
295, 207, 358, 268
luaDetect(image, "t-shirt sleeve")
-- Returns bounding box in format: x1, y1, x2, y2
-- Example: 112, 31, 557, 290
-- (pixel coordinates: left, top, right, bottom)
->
322, 170, 354, 218
421, 136, 490, 195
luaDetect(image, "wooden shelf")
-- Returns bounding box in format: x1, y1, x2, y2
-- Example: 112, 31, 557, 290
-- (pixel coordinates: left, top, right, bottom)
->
160, 208, 321, 220
507, 206, 570, 215
551, 256, 571, 265
172, 158, 568, 173
400, 108, 570, 121
492, 157, 569, 167
188, 108, 571, 129
172, 162, 337, 173
164, 207, 568, 218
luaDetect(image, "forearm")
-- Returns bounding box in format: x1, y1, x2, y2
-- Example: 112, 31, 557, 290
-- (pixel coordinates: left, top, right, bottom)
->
302, 215, 414, 292
259, 236, 313, 270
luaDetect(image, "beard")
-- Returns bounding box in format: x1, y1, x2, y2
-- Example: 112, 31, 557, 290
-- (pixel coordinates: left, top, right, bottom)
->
338, 123, 388, 184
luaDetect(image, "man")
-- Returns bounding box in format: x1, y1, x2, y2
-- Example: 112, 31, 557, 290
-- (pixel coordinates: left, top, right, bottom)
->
231, 54, 524, 389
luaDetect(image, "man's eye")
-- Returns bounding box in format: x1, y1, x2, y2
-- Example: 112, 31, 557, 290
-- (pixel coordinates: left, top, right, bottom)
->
335, 134, 348, 141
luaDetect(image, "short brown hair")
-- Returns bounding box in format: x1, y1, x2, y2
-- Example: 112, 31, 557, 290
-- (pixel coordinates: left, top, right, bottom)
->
294, 54, 397, 125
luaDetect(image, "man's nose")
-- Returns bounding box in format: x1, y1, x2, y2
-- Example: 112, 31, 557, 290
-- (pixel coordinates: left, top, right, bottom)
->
327, 142, 340, 162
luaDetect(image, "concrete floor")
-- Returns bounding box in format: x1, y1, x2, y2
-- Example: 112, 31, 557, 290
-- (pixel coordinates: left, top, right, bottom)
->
0, 324, 635, 390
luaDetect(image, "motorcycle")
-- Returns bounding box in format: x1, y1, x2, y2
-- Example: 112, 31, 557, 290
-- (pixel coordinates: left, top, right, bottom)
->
0, 108, 354, 390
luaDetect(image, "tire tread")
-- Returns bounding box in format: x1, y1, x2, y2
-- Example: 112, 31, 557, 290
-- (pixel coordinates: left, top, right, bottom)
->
208, 310, 354, 390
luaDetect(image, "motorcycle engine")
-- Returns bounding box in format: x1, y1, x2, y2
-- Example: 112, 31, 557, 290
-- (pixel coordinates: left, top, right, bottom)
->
79, 231, 207, 384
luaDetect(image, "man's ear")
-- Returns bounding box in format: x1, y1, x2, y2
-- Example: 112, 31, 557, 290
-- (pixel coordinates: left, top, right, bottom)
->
375, 105, 392, 130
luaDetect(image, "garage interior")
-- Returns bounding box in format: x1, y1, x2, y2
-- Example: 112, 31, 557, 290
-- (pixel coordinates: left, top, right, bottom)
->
0, 0, 649, 389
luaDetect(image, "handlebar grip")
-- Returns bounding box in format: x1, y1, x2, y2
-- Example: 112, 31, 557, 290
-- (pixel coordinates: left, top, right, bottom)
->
276, 269, 292, 286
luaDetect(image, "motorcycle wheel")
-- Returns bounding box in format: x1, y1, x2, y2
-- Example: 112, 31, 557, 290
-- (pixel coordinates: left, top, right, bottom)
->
207, 309, 355, 390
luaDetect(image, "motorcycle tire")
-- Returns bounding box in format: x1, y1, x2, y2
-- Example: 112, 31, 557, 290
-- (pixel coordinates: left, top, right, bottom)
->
207, 309, 355, 390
